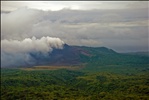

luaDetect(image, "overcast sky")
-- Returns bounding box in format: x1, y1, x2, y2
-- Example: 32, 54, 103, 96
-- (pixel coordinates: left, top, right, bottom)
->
1, 1, 149, 53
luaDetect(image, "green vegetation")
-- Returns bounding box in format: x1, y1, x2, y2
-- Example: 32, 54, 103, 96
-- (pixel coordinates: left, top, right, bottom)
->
1, 48, 149, 99
1, 64, 149, 100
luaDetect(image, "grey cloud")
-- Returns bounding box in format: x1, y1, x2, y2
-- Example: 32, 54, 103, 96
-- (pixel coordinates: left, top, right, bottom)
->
2, 1, 148, 12
1, 7, 43, 40
1, 7, 148, 53
126, 1, 148, 9
1, 52, 35, 67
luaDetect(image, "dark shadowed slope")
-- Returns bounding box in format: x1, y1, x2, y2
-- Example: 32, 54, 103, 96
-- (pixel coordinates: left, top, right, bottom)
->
28, 44, 149, 68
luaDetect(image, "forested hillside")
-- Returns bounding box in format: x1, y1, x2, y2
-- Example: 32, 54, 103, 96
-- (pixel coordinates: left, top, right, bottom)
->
1, 64, 149, 100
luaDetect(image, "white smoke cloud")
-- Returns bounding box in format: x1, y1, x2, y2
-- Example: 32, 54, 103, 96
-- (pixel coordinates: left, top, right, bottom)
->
2, 36, 64, 53
1, 36, 64, 67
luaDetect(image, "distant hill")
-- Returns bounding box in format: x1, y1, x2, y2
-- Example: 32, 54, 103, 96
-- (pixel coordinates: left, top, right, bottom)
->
123, 51, 149, 57
28, 44, 149, 67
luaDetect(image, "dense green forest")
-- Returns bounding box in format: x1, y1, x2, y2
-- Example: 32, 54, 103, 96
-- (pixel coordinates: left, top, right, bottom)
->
1, 63, 149, 100
1, 47, 149, 99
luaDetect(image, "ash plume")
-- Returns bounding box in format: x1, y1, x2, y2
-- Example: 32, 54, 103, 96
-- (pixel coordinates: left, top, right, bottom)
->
1, 36, 64, 67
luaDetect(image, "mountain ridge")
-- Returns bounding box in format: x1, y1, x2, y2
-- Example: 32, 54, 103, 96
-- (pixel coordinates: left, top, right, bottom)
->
28, 44, 149, 67
3, 44, 148, 68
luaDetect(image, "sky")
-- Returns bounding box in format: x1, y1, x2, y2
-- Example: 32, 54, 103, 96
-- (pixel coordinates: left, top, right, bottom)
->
1, 1, 149, 67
